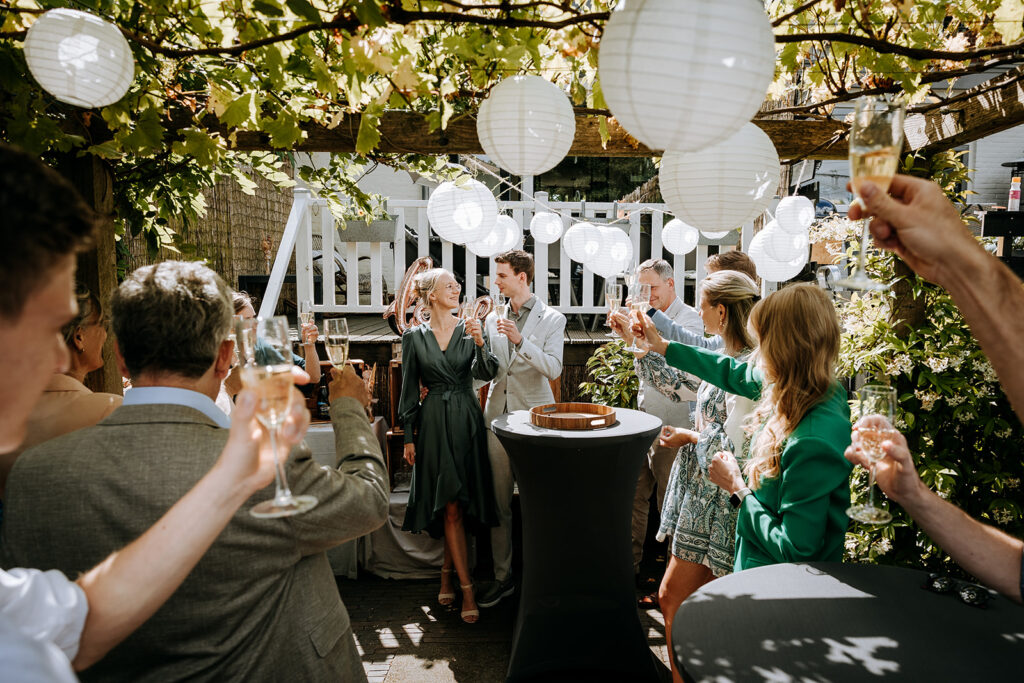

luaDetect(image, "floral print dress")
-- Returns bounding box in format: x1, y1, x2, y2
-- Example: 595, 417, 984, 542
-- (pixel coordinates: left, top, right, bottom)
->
638, 350, 754, 576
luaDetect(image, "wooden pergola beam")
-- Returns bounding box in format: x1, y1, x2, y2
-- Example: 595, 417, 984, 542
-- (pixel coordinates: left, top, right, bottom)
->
220, 112, 848, 160
906, 67, 1024, 158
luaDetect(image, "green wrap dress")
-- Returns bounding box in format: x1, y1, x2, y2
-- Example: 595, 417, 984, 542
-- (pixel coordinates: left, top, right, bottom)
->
399, 321, 500, 538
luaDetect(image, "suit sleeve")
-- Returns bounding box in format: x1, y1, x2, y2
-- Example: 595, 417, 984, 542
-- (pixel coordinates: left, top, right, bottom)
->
288, 397, 390, 554
512, 312, 565, 380
397, 331, 421, 444
664, 342, 763, 400
651, 309, 718, 349
735, 436, 851, 563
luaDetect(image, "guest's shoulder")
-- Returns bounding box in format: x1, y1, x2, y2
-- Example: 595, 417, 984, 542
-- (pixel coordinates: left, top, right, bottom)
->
402, 324, 427, 340
540, 302, 566, 324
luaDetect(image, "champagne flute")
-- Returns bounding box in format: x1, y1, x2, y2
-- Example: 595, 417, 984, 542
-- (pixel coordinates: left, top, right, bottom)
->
324, 318, 349, 369
238, 315, 318, 519
846, 384, 899, 524
459, 294, 477, 341
836, 96, 907, 291
605, 281, 623, 337
625, 282, 651, 354
492, 293, 509, 338
299, 300, 314, 326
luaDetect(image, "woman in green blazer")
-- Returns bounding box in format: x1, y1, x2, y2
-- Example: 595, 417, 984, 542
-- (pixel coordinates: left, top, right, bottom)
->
640, 284, 852, 571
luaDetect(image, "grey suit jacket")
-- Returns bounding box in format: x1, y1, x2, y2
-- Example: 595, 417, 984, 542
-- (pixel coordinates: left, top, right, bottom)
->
1, 397, 389, 683
482, 298, 567, 424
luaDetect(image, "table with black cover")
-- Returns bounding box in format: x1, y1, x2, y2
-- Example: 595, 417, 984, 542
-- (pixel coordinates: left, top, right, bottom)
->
491, 408, 664, 682
672, 562, 1024, 682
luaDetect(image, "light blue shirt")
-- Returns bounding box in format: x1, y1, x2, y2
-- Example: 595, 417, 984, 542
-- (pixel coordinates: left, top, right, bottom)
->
123, 386, 231, 429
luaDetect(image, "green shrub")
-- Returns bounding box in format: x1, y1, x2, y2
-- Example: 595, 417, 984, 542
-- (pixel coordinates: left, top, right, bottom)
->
578, 339, 640, 409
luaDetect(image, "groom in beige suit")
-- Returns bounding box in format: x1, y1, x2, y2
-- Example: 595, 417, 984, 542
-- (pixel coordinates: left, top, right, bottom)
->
2, 261, 389, 682
477, 250, 565, 608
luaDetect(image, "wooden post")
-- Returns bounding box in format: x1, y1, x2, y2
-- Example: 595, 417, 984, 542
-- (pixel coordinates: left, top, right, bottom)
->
61, 155, 122, 395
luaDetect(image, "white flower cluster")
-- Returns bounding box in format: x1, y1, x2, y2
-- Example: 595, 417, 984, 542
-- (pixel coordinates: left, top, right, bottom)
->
809, 215, 861, 251
992, 508, 1015, 525
972, 358, 999, 384
946, 393, 967, 407
925, 356, 950, 373
995, 426, 1015, 440
873, 537, 893, 554
914, 389, 941, 412
955, 409, 976, 423
1005, 477, 1021, 490
885, 354, 914, 376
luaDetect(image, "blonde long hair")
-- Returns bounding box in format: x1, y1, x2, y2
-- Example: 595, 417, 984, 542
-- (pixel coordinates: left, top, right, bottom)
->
700, 270, 758, 352
744, 284, 840, 489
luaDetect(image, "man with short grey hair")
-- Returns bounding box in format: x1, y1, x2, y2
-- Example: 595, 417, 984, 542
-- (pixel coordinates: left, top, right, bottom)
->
3, 260, 389, 682
626, 259, 702, 596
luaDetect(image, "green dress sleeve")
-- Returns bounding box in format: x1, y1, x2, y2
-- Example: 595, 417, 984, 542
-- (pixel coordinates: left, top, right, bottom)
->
471, 329, 500, 382
736, 434, 852, 563
398, 330, 422, 445
664, 342, 764, 401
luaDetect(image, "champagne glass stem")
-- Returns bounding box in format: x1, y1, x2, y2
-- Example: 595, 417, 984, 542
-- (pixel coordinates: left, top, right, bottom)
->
855, 217, 871, 275
866, 462, 879, 512
268, 423, 294, 504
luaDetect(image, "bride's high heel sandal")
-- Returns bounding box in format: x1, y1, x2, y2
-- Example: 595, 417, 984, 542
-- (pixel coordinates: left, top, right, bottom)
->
460, 583, 479, 624
438, 568, 455, 607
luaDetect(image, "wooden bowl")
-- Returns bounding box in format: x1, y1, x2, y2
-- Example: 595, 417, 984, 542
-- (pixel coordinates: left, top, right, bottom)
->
529, 402, 616, 430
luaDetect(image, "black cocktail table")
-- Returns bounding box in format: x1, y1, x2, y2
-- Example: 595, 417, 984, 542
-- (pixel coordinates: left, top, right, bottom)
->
492, 408, 664, 682
672, 562, 1024, 682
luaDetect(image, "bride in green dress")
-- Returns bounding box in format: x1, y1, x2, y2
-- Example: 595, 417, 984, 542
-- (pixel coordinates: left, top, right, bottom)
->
399, 268, 500, 623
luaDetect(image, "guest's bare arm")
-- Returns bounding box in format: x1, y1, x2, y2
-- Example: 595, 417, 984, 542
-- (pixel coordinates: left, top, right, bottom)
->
852, 176, 1024, 421
72, 372, 311, 669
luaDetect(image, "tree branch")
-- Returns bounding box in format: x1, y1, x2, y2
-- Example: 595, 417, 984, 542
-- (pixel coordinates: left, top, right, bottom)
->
775, 31, 1024, 62
771, 0, 827, 28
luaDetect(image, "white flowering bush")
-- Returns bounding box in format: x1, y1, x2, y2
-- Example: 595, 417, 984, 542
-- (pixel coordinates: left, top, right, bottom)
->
836, 151, 1024, 573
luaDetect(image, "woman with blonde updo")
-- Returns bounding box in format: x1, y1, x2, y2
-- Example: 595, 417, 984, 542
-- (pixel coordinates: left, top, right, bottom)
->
627, 270, 758, 683
639, 284, 853, 575
398, 268, 499, 624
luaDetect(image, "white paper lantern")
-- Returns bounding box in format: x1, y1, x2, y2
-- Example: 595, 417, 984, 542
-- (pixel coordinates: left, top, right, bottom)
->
762, 220, 809, 262
24, 9, 135, 108
661, 218, 699, 255
561, 221, 604, 263
587, 226, 634, 278
776, 195, 816, 235
530, 211, 564, 244
476, 75, 576, 176
747, 230, 768, 268
756, 250, 809, 283
700, 229, 733, 240
427, 180, 497, 245
660, 124, 780, 233
468, 215, 522, 257
598, 0, 775, 152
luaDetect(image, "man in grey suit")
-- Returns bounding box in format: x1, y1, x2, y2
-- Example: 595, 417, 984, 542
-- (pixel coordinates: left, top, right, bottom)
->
2, 261, 389, 682
477, 250, 566, 608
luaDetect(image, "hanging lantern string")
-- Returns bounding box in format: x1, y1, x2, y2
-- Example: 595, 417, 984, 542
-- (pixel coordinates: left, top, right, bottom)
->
790, 159, 810, 198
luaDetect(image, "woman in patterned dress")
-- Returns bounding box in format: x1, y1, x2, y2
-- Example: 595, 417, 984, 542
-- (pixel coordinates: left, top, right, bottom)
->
631, 270, 759, 683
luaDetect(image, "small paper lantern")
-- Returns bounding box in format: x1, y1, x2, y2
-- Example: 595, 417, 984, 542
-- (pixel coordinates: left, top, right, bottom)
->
756, 250, 809, 283
24, 9, 135, 108
762, 220, 809, 262
660, 124, 780, 233
561, 221, 604, 263
776, 195, 816, 235
468, 215, 523, 257
427, 180, 497, 245
587, 226, 634, 278
477, 75, 576, 176
661, 218, 699, 255
530, 211, 564, 244
598, 0, 775, 152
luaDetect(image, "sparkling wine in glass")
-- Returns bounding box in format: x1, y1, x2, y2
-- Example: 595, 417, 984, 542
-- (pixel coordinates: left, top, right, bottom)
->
847, 384, 898, 524
299, 300, 314, 326
459, 295, 477, 341
605, 281, 623, 337
837, 96, 906, 291
625, 283, 651, 354
238, 315, 318, 519
492, 293, 509, 338
324, 318, 349, 369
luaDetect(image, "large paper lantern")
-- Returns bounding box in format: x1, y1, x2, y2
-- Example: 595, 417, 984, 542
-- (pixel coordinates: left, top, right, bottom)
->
762, 220, 809, 262
661, 218, 699, 255
587, 226, 634, 278
700, 229, 734, 240
468, 215, 522, 257
426, 180, 497, 245
530, 211, 564, 244
477, 75, 576, 176
776, 195, 815, 235
660, 123, 780, 233
561, 221, 604, 263
756, 250, 809, 283
24, 9, 135, 108
598, 0, 775, 152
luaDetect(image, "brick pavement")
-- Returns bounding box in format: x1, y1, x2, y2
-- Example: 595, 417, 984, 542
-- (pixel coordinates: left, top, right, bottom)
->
337, 575, 671, 682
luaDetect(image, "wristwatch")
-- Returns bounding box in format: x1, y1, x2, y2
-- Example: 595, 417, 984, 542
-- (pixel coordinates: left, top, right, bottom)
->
729, 487, 752, 509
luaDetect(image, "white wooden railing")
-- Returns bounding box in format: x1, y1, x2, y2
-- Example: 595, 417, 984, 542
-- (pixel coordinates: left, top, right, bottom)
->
259, 187, 755, 319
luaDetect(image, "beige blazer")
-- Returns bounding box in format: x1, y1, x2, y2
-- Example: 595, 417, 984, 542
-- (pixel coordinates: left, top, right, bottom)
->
482, 298, 566, 425
1, 397, 389, 683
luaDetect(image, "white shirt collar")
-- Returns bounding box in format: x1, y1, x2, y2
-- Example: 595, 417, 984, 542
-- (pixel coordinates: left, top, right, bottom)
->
122, 386, 231, 429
